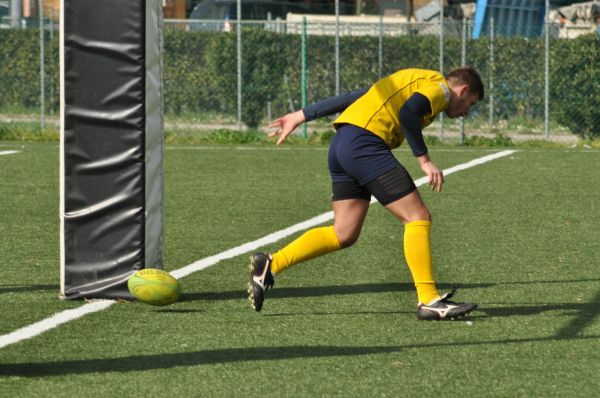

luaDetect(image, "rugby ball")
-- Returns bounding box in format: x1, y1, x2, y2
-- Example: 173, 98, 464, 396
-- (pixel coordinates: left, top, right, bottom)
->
127, 268, 181, 306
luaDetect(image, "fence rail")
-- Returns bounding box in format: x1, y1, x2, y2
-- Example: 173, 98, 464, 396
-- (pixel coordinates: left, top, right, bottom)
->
1, 16, 598, 141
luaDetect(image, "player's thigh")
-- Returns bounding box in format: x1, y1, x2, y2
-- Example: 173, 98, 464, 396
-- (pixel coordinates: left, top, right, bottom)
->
384, 190, 431, 224
362, 163, 427, 222
332, 198, 370, 247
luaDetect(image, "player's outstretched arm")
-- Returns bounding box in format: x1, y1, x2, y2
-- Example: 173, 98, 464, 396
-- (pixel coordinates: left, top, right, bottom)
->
303, 89, 367, 121
268, 110, 305, 145
268, 89, 367, 146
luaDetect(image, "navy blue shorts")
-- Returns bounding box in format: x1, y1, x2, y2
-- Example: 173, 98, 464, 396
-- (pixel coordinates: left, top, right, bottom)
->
328, 124, 416, 205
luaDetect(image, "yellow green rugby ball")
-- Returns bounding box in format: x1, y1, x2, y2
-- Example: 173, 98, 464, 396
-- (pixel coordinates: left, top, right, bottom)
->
127, 268, 181, 306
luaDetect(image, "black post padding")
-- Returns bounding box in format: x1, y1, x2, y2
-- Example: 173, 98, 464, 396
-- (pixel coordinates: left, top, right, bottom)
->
61, 0, 163, 299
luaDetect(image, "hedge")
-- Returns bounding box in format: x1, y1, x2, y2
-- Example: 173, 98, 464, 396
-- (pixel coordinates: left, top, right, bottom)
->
1, 28, 598, 136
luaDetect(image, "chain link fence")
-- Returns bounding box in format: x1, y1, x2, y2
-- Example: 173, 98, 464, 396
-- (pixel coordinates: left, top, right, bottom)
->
1, 14, 598, 142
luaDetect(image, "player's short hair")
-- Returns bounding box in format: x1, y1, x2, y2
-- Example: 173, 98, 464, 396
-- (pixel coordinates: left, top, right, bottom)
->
446, 67, 484, 100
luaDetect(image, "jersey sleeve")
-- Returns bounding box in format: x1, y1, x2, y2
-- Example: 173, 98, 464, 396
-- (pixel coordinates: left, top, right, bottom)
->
302, 89, 367, 121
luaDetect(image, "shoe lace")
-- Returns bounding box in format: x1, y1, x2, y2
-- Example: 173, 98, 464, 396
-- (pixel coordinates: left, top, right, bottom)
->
439, 287, 459, 304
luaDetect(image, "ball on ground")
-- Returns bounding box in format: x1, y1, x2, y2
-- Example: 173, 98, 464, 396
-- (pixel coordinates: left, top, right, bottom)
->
127, 268, 181, 306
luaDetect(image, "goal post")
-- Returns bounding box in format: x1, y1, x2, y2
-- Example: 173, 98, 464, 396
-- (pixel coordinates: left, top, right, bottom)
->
59, 0, 164, 300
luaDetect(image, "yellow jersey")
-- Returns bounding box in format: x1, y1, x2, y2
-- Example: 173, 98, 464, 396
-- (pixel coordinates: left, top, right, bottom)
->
334, 69, 451, 149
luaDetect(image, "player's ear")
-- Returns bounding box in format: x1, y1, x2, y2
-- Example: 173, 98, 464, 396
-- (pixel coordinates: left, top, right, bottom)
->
458, 85, 470, 97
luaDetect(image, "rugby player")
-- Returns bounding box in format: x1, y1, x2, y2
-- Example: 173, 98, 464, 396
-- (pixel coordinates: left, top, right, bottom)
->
248, 67, 484, 320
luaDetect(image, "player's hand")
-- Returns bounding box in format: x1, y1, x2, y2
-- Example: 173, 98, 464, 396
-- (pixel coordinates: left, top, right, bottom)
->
418, 155, 444, 193
268, 110, 305, 145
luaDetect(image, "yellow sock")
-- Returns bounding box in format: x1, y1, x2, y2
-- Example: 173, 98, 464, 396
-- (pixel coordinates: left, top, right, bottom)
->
271, 226, 342, 275
403, 220, 439, 304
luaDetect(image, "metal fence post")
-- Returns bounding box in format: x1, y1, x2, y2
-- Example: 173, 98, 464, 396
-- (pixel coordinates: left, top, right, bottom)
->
39, 0, 45, 131
460, 17, 467, 144
378, 13, 383, 78
267, 13, 272, 122
50, 9, 55, 114
236, 0, 242, 131
301, 16, 307, 139
489, 17, 494, 131
439, 0, 444, 141
335, 0, 340, 95
544, 0, 550, 139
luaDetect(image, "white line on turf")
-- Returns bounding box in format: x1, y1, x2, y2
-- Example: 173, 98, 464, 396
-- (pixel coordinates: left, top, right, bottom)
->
0, 300, 114, 350
0, 149, 516, 350
0, 150, 20, 156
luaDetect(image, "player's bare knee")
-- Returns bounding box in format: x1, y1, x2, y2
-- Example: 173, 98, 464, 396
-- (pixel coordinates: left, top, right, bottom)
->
337, 231, 360, 248
420, 209, 432, 222
404, 209, 432, 223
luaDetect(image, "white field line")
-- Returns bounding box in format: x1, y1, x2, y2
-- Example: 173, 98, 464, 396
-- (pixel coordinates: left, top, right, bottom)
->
0, 301, 115, 350
0, 150, 20, 156
0, 149, 516, 350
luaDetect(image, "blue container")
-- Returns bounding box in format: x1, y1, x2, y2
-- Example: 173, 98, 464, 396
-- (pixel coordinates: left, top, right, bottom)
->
472, 0, 547, 38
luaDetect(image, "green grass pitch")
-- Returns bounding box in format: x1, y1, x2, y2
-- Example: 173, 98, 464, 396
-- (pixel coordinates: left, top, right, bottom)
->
1, 142, 599, 396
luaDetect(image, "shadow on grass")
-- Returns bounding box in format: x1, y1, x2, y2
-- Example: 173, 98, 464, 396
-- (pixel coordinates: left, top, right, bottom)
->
181, 278, 600, 303
263, 301, 595, 321
154, 309, 204, 314
181, 281, 600, 339
0, 284, 59, 294
554, 289, 600, 338
466, 289, 600, 340
181, 282, 493, 303
479, 303, 589, 318
3, 335, 599, 377
495, 278, 600, 286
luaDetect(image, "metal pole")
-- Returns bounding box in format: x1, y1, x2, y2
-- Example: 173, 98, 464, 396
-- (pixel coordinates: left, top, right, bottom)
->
544, 0, 550, 139
50, 8, 54, 115
236, 0, 242, 130
460, 18, 467, 59
39, 0, 45, 130
439, 0, 444, 73
267, 12, 271, 120
489, 17, 494, 131
460, 17, 467, 144
439, 0, 444, 141
378, 12, 383, 78
301, 17, 307, 139
356, 0, 363, 14
335, 0, 340, 95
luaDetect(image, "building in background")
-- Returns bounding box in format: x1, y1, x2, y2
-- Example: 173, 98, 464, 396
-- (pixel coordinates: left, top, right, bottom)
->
3, 0, 599, 38
4, 0, 187, 25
